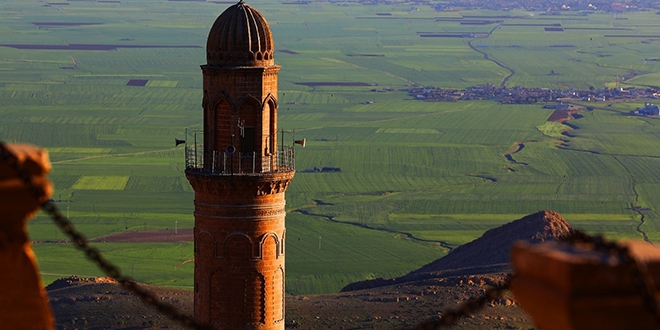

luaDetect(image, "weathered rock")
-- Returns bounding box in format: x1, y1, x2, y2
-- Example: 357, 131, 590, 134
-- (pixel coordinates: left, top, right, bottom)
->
342, 210, 575, 292
414, 210, 574, 274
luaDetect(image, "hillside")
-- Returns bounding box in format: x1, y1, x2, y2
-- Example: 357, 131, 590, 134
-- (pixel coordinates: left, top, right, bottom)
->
47, 277, 192, 329
413, 210, 574, 274
7, 0, 658, 295
342, 210, 575, 292
43, 211, 576, 329
48, 274, 531, 330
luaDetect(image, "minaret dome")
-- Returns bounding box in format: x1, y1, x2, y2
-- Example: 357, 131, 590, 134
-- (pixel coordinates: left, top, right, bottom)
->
206, 1, 275, 67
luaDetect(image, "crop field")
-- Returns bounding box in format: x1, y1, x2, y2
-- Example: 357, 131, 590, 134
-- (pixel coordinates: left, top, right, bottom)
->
2, 0, 660, 295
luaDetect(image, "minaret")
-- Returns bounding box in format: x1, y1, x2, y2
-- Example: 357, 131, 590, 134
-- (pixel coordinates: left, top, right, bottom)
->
185, 2, 295, 329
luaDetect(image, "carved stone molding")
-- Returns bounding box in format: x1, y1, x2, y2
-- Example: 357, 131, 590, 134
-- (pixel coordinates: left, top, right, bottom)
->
256, 179, 290, 196
186, 171, 294, 197
196, 207, 286, 220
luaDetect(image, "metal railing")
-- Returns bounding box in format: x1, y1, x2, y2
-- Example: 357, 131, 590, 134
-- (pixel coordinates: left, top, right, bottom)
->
185, 144, 294, 175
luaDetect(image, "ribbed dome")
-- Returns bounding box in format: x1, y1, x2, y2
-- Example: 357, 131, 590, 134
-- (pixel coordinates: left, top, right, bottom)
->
206, 1, 274, 67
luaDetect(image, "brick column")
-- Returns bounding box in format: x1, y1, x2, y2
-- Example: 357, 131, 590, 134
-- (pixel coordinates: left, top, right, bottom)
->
187, 171, 294, 330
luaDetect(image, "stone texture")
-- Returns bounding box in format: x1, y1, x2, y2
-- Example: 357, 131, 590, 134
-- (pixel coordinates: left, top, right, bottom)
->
511, 240, 660, 330
0, 143, 55, 330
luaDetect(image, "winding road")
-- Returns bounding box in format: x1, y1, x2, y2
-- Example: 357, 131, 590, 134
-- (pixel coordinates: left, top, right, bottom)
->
610, 155, 651, 243
467, 23, 516, 88
293, 209, 455, 252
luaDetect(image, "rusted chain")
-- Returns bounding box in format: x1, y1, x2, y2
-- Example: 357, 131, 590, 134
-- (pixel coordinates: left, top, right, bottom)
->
0, 141, 211, 330
411, 275, 512, 330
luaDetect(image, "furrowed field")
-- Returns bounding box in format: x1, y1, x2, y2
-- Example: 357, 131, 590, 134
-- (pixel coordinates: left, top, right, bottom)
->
2, 0, 660, 294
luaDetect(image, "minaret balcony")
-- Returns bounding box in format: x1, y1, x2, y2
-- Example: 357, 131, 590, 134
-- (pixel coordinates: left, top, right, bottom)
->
185, 142, 294, 176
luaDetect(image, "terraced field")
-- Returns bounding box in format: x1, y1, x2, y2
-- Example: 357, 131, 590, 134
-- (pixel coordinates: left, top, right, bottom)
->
2, 0, 660, 294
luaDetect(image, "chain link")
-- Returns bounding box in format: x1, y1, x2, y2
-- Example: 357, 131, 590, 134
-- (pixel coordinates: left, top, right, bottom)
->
411, 275, 512, 330
0, 141, 212, 330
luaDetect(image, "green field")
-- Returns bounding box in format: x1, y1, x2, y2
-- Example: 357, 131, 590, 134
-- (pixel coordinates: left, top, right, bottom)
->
2, 0, 660, 295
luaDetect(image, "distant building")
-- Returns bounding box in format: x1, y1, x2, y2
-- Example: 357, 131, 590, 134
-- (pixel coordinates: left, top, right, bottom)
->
630, 103, 659, 116
543, 102, 569, 110
611, 2, 626, 12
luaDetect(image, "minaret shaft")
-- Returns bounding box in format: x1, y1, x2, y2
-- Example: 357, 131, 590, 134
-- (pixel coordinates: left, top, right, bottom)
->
185, 3, 293, 329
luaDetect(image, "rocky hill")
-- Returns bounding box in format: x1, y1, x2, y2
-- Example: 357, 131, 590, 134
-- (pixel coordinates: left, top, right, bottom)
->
414, 210, 574, 274
342, 210, 575, 292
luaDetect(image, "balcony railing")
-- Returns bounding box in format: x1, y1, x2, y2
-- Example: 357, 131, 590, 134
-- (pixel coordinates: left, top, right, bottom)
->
185, 144, 294, 175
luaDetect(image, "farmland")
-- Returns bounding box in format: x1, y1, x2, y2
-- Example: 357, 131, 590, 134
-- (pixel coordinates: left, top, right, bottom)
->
1, 0, 660, 295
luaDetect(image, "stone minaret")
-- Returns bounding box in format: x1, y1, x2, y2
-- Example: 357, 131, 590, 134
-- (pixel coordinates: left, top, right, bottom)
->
185, 2, 295, 329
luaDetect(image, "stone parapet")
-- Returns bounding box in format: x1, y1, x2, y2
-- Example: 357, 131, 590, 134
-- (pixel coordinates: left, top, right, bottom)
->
511, 240, 660, 330
0, 143, 54, 330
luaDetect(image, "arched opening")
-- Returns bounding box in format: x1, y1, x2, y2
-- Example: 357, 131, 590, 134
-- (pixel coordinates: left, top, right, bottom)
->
235, 97, 261, 172
260, 233, 280, 260
218, 234, 253, 327
268, 99, 277, 158
223, 234, 252, 260
196, 231, 217, 259
244, 271, 266, 326
271, 266, 285, 323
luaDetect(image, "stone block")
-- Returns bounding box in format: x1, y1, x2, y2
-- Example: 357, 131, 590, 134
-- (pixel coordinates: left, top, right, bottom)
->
0, 143, 55, 330
511, 240, 660, 330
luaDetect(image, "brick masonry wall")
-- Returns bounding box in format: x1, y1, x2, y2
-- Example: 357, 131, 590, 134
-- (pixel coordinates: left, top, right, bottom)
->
195, 30, 290, 328
201, 66, 281, 172
187, 166, 293, 330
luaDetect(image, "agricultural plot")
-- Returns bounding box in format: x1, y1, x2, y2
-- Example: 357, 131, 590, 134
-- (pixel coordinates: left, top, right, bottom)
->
627, 72, 660, 87
72, 176, 130, 190
33, 242, 195, 288
2, 0, 660, 295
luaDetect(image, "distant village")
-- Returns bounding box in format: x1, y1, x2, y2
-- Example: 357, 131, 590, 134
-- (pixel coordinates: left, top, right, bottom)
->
428, 0, 657, 13
631, 103, 660, 116
409, 83, 660, 105
318, 0, 660, 13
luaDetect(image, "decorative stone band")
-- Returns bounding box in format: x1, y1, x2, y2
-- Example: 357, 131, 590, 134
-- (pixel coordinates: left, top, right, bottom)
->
206, 49, 275, 67
194, 201, 286, 220
186, 170, 294, 197
201, 65, 280, 76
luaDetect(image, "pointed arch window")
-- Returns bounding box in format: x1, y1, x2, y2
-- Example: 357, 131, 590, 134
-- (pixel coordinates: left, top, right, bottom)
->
241, 126, 255, 155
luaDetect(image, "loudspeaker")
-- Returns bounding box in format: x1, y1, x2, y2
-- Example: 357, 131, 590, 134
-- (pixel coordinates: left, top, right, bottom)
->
175, 138, 186, 147
294, 138, 306, 148
226, 145, 236, 155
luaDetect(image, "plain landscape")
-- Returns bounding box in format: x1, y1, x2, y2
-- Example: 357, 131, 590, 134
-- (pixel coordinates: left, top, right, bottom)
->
2, 0, 660, 323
